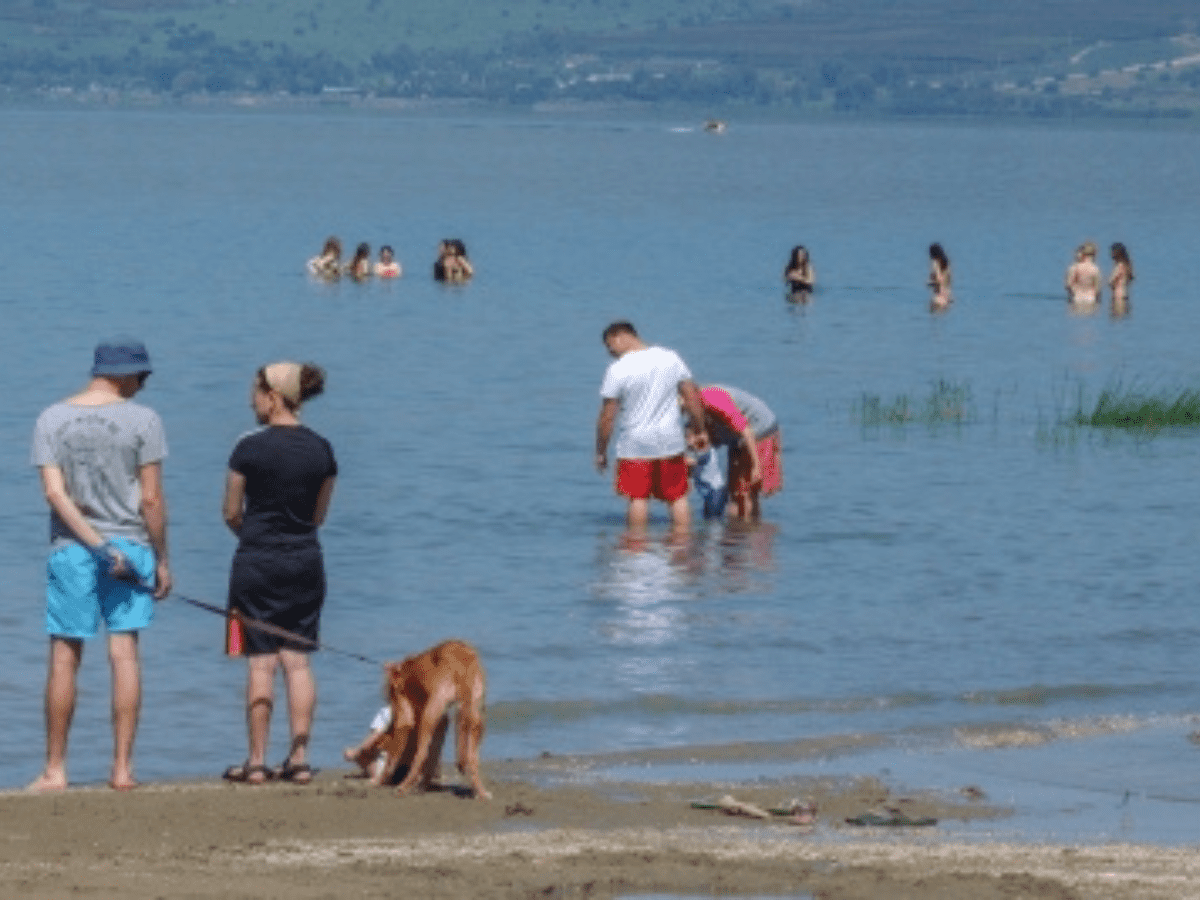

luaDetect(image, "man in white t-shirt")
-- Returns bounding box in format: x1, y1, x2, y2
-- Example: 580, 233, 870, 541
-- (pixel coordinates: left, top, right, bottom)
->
595, 321, 707, 530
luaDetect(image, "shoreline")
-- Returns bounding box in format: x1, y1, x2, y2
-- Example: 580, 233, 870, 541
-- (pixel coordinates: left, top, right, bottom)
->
3, 91, 1200, 133
2, 764, 1195, 900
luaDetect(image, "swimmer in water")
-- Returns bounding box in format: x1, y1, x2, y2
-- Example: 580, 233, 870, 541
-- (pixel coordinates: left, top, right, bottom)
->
345, 242, 372, 281
433, 239, 473, 283
1108, 242, 1133, 310
928, 243, 953, 309
1065, 241, 1101, 305
374, 245, 402, 278
783, 245, 815, 297
307, 236, 342, 280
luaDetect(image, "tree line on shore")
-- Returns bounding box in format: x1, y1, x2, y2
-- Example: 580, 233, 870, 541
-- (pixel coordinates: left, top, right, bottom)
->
3, 0, 1198, 119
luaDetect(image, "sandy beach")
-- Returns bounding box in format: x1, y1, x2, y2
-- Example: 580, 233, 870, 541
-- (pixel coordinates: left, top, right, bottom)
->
3, 752, 1197, 900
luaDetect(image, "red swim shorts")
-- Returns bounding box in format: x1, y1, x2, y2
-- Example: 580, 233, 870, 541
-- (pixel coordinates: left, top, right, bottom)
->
616, 455, 689, 502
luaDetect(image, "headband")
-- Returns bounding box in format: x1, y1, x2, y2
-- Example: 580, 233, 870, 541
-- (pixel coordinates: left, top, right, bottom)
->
263, 361, 303, 406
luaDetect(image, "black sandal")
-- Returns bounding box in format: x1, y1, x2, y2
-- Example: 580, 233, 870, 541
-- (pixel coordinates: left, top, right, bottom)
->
277, 761, 313, 784
222, 761, 273, 784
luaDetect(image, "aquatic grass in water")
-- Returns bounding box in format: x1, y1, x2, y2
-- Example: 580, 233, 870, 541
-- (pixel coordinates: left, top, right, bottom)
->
1073, 387, 1200, 429
1038, 379, 1200, 445
856, 379, 974, 429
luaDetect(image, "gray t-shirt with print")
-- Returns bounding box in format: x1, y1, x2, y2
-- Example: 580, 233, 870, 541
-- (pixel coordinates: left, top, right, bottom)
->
31, 400, 168, 549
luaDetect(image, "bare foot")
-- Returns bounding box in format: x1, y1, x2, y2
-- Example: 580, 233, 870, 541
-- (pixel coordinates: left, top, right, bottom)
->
109, 778, 139, 792
26, 772, 68, 794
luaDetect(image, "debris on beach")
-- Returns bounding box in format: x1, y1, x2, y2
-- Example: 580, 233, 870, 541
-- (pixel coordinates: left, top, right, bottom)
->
716, 794, 772, 819
771, 797, 817, 826
690, 795, 817, 828
844, 807, 937, 827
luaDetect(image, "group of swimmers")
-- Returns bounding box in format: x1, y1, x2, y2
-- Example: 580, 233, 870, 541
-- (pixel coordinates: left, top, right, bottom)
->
782, 241, 1135, 312
306, 236, 474, 284
1065, 241, 1134, 310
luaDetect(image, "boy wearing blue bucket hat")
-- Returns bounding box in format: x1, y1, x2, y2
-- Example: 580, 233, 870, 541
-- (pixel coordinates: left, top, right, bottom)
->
28, 338, 171, 792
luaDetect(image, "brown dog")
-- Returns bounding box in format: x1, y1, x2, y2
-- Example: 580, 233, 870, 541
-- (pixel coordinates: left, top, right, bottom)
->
374, 640, 491, 799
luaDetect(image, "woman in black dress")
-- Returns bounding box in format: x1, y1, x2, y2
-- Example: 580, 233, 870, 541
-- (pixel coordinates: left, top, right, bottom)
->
222, 362, 337, 784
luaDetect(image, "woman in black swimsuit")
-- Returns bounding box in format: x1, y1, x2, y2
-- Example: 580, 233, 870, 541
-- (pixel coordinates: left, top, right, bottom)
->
784, 245, 815, 296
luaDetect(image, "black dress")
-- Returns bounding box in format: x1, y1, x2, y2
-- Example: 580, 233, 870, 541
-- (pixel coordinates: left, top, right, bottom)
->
227, 425, 337, 654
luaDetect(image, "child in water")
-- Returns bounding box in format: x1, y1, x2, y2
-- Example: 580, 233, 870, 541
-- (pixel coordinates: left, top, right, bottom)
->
687, 432, 727, 519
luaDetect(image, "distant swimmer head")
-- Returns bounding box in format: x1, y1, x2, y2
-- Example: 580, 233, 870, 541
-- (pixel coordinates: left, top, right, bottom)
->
321, 236, 342, 259
929, 243, 949, 267
1080, 241, 1097, 259
450, 239, 469, 259
380, 245, 394, 262
352, 242, 370, 261
788, 245, 809, 267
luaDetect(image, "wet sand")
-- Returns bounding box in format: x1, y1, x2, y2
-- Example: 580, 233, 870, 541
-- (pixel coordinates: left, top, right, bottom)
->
2, 753, 1196, 900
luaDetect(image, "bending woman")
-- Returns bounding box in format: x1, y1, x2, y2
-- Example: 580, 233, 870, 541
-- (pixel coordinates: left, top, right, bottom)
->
222, 362, 337, 785
697, 384, 782, 521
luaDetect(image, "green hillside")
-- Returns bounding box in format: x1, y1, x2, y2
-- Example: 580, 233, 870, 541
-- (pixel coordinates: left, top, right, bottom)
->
0, 0, 779, 58
2, 0, 1198, 117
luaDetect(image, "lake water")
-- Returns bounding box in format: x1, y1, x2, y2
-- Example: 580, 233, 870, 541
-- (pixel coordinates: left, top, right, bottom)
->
2, 105, 1199, 844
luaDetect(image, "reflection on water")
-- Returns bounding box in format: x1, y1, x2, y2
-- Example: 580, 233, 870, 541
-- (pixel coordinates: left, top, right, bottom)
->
590, 522, 779, 650
592, 522, 778, 598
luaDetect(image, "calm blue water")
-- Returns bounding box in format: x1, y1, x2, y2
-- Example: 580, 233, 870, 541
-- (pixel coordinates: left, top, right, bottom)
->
2, 107, 1200, 842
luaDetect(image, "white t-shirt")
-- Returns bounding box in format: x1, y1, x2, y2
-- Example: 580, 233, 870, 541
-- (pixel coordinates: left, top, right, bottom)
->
600, 345, 692, 460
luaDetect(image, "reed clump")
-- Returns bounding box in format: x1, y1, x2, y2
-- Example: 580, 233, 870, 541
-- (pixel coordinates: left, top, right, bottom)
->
857, 379, 973, 428
1072, 387, 1200, 429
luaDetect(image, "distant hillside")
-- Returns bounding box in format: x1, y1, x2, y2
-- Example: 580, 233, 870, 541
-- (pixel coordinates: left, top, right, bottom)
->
0, 0, 782, 57
599, 0, 1195, 69
2, 0, 1198, 118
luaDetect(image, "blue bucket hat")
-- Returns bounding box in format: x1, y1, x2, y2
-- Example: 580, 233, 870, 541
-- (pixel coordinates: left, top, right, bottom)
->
92, 338, 153, 376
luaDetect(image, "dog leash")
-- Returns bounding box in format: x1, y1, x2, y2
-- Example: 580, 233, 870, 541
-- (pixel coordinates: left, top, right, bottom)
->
175, 594, 383, 666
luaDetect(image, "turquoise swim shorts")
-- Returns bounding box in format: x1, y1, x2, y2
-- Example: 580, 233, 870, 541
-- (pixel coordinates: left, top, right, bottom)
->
45, 539, 156, 638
